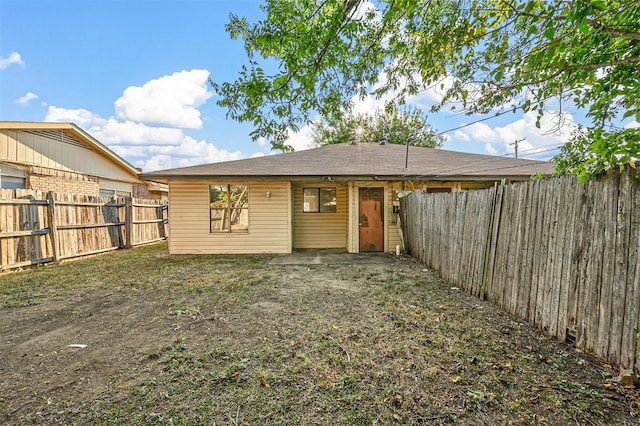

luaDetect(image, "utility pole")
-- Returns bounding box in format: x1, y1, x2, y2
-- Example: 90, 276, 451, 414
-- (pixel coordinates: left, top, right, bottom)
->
510, 138, 525, 158
403, 138, 412, 172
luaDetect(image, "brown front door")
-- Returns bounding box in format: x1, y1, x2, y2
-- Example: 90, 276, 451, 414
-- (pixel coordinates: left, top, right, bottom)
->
359, 187, 384, 252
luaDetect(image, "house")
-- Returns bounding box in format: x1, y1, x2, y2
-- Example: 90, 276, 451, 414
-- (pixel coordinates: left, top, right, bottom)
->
140, 141, 554, 255
0, 121, 167, 199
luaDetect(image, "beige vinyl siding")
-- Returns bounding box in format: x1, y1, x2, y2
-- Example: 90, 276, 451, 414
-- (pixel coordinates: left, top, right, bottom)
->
0, 130, 137, 182
347, 183, 358, 253
168, 180, 291, 254
387, 181, 403, 253
293, 183, 347, 249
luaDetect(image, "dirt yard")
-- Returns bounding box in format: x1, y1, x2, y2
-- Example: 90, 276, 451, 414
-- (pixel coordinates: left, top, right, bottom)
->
1, 243, 639, 425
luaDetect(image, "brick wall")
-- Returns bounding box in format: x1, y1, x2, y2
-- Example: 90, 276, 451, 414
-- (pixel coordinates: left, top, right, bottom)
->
27, 166, 100, 196
133, 182, 150, 198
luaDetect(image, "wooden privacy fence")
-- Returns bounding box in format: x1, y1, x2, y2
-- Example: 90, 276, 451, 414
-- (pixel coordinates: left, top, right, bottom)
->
0, 189, 168, 270
401, 168, 640, 372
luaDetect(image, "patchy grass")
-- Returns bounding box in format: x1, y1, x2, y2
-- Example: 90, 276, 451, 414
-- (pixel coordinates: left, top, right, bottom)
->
0, 242, 638, 425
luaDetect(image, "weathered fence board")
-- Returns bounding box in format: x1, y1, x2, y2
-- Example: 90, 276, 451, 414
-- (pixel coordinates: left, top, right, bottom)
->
0, 189, 168, 270
401, 167, 640, 372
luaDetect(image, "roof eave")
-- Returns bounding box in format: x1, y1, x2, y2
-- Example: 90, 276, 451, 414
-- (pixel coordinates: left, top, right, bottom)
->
138, 173, 541, 184
0, 121, 141, 178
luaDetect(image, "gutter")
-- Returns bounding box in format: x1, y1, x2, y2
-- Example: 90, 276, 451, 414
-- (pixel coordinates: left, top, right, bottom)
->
137, 174, 538, 184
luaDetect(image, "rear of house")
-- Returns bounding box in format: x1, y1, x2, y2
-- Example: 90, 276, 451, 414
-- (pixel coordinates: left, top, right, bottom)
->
142, 142, 554, 255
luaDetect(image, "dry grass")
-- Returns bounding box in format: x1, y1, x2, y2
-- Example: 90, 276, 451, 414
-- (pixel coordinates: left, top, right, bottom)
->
1, 242, 638, 425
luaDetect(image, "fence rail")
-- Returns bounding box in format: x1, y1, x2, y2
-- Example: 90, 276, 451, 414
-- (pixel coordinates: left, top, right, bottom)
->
401, 167, 640, 372
0, 189, 168, 270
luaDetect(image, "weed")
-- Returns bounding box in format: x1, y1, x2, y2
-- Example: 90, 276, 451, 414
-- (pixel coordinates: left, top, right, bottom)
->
1, 242, 638, 425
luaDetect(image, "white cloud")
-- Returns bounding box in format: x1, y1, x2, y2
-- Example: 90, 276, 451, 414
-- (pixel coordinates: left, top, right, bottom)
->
89, 119, 185, 145
136, 155, 174, 173
46, 106, 185, 146
43, 69, 260, 172
348, 71, 452, 115
14, 92, 38, 106
35, 67, 278, 174
407, 76, 457, 109
109, 145, 148, 158
114, 69, 213, 129
459, 122, 498, 143
135, 137, 250, 171
453, 130, 471, 142
485, 143, 498, 155
286, 124, 320, 151
456, 111, 577, 159
0, 52, 24, 70
45, 106, 107, 128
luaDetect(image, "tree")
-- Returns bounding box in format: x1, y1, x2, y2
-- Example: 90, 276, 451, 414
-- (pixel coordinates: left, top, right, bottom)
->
212, 0, 640, 179
311, 105, 445, 147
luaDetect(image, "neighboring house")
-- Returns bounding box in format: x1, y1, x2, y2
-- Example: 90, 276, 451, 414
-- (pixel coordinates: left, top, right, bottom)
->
140, 141, 554, 255
0, 122, 167, 199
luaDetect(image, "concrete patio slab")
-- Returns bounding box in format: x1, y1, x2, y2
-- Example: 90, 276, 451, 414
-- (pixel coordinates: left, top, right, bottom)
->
268, 249, 397, 265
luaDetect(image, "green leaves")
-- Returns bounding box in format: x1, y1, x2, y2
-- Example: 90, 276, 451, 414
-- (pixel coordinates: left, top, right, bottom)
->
311, 104, 444, 148
213, 0, 640, 177
554, 127, 640, 183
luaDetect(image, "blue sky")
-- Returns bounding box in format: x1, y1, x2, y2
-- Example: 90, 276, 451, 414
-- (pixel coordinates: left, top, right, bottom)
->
1, 0, 586, 172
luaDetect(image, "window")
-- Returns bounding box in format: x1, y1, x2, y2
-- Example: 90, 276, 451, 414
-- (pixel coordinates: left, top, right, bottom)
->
1, 165, 26, 189
210, 184, 249, 233
303, 187, 336, 213
0, 176, 26, 190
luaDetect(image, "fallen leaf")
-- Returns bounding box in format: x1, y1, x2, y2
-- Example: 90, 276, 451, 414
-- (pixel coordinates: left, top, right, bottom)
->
603, 383, 616, 390
450, 376, 462, 383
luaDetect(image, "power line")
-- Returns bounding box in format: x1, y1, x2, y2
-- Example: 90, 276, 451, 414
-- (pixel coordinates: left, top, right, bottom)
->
503, 142, 564, 157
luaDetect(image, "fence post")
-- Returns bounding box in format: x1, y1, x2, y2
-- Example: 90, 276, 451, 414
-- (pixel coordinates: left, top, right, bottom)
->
159, 204, 167, 239
46, 191, 60, 264
125, 196, 133, 248
481, 180, 504, 300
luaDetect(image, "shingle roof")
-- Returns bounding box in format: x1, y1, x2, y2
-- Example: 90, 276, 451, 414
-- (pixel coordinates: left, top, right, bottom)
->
140, 142, 555, 182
